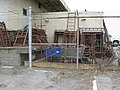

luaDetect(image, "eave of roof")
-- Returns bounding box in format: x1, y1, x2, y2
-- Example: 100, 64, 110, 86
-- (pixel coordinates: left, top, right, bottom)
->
37, 0, 70, 12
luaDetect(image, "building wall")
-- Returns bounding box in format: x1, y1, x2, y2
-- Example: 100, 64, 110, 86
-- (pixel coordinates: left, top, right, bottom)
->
0, 47, 37, 66
35, 11, 104, 42
0, 48, 21, 66
34, 12, 69, 42
0, 0, 48, 30
79, 11, 103, 28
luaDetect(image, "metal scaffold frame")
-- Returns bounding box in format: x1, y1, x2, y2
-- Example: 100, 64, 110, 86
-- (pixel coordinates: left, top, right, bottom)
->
0, 8, 119, 69
32, 11, 116, 67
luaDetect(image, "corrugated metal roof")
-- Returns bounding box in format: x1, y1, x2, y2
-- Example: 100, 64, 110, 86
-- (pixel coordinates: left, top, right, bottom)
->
37, 0, 70, 12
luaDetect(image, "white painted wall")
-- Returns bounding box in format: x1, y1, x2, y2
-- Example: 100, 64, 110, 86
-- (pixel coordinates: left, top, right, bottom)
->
79, 11, 103, 28
34, 12, 69, 42
0, 2, 104, 43
0, 0, 48, 30
35, 11, 104, 42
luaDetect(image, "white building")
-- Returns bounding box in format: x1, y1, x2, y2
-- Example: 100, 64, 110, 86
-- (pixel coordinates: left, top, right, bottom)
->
0, 0, 107, 43
0, 0, 69, 30
0, 1, 111, 66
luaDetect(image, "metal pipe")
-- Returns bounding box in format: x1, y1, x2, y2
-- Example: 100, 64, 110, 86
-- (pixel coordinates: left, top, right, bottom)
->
32, 43, 76, 46
29, 7, 32, 68
76, 10, 79, 70
33, 16, 120, 20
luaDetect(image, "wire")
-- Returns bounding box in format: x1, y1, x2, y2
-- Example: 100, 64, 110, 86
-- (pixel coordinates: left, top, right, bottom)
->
0, 17, 28, 19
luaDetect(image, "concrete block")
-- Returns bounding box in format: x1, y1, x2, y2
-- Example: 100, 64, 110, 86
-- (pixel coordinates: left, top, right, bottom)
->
0, 66, 18, 75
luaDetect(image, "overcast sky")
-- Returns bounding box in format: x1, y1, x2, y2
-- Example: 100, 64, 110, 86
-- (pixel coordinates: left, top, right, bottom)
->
64, 0, 120, 40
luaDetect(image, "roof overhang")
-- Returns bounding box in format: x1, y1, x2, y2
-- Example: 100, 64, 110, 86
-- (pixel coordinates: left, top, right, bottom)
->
37, 0, 70, 12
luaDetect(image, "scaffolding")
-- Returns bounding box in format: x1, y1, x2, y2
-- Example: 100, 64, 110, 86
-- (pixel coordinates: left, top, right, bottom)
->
0, 10, 116, 67
53, 18, 114, 65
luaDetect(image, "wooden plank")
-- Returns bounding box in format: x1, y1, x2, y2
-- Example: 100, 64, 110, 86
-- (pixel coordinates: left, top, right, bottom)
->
23, 30, 28, 45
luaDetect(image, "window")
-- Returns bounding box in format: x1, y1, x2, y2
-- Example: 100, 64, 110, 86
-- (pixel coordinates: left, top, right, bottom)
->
23, 8, 27, 16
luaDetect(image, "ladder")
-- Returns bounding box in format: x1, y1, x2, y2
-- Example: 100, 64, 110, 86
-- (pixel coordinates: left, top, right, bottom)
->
63, 12, 76, 43
0, 22, 11, 47
67, 12, 76, 31
13, 29, 28, 46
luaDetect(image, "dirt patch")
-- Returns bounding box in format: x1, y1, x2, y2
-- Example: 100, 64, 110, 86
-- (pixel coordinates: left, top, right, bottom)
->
0, 66, 120, 90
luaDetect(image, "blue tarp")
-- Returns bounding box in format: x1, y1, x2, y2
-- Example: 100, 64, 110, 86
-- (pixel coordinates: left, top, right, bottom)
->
44, 46, 63, 58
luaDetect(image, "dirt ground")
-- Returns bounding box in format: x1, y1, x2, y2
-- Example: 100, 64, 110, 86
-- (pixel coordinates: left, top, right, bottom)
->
0, 66, 120, 90
0, 47, 120, 90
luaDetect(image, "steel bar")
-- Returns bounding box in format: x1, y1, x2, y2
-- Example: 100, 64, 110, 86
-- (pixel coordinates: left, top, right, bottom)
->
33, 16, 120, 20
32, 43, 76, 46
76, 10, 79, 70
29, 7, 32, 68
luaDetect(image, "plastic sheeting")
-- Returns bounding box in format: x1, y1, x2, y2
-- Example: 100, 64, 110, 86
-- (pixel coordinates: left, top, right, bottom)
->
44, 46, 63, 58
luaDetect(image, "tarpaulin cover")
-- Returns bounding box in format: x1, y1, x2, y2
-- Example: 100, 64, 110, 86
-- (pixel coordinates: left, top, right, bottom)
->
44, 46, 63, 58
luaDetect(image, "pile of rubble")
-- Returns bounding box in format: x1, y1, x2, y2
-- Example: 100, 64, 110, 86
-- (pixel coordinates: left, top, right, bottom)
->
0, 22, 48, 47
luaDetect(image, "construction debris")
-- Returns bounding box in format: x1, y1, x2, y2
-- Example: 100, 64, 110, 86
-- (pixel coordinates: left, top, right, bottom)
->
53, 15, 114, 65
13, 28, 48, 46
0, 22, 48, 47
0, 22, 11, 47
0, 12, 115, 66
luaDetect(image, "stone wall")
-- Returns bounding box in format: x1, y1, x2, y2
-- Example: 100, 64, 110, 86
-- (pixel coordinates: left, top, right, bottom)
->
0, 47, 28, 66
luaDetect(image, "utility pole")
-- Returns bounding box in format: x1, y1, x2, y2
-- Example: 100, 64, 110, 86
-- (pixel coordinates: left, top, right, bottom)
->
29, 7, 32, 68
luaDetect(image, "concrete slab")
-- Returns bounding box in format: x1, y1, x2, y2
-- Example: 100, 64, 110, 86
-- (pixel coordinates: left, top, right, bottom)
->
96, 76, 112, 90
0, 66, 17, 75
